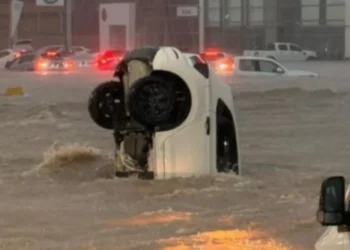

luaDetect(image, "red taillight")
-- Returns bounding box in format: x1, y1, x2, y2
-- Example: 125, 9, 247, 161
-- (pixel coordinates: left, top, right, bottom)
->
35, 59, 49, 70
215, 57, 234, 72
47, 51, 57, 57
63, 59, 75, 69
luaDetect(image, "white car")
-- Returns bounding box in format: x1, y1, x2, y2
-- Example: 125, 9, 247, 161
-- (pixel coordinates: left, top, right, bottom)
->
315, 176, 350, 250
232, 56, 318, 77
244, 42, 318, 61
88, 46, 241, 180
0, 49, 17, 68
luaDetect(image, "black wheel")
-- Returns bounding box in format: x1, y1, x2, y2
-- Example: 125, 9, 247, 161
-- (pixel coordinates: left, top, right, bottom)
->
88, 81, 125, 130
128, 75, 175, 128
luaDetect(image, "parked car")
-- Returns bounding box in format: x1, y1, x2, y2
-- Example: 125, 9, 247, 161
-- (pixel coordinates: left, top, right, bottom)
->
243, 42, 318, 61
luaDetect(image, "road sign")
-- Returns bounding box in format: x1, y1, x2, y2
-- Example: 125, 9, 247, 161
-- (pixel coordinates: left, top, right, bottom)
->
36, 0, 64, 6
176, 6, 199, 17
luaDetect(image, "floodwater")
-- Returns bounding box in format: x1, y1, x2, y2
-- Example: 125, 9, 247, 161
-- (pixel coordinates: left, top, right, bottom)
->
1, 62, 350, 249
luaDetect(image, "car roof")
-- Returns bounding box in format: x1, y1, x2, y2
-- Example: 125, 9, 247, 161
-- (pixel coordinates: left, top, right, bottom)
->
234, 56, 277, 61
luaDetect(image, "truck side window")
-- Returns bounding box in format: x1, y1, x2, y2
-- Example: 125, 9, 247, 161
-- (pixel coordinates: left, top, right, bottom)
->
278, 44, 288, 51
19, 54, 35, 64
259, 60, 279, 72
290, 45, 302, 52
239, 59, 255, 71
216, 99, 239, 174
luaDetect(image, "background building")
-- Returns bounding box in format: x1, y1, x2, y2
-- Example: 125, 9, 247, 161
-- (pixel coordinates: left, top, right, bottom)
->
206, 0, 348, 59
0, 0, 200, 52
0, 0, 349, 59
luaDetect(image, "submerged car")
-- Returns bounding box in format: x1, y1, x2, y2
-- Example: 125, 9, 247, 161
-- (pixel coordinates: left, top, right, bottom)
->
6, 51, 75, 72
5, 52, 36, 71
88, 46, 241, 180
232, 56, 318, 77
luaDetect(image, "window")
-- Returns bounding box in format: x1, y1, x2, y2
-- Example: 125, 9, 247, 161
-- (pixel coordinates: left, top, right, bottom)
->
216, 99, 239, 174
290, 44, 302, 51
259, 60, 280, 72
225, 0, 241, 26
189, 55, 203, 65
189, 55, 209, 78
207, 0, 220, 27
0, 50, 10, 58
301, 0, 319, 25
239, 59, 256, 71
326, 0, 345, 26
278, 44, 288, 51
249, 0, 263, 26
19, 54, 35, 64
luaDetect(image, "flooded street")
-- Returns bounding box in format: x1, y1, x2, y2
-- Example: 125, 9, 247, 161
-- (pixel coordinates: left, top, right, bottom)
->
1, 62, 350, 249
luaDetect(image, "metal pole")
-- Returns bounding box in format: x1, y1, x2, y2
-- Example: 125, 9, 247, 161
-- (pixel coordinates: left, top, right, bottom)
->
198, 0, 205, 52
9, 0, 13, 48
65, 0, 72, 50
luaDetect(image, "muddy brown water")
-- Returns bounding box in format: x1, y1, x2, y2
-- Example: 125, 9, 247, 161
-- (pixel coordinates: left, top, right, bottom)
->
1, 63, 350, 249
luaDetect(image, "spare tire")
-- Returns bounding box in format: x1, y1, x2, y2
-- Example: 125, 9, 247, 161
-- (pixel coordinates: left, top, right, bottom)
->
88, 81, 125, 130
128, 75, 175, 128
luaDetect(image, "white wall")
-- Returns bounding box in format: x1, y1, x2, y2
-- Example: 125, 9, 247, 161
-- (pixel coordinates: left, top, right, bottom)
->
99, 3, 136, 51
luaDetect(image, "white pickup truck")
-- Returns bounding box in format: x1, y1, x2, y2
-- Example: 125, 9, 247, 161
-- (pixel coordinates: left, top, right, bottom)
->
243, 42, 318, 61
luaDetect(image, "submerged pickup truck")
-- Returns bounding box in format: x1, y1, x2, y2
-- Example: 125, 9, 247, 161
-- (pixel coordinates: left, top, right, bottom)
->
201, 55, 318, 77
243, 42, 317, 61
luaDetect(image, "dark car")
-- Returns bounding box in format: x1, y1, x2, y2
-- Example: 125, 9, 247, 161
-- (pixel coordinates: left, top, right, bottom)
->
6, 51, 76, 72
5, 53, 36, 71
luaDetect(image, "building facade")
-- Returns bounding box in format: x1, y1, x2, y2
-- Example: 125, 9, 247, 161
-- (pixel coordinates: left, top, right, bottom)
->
0, 0, 200, 52
0, 0, 348, 59
205, 0, 349, 59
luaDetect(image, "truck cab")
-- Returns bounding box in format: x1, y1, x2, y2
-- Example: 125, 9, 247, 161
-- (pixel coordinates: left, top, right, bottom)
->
315, 176, 350, 250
